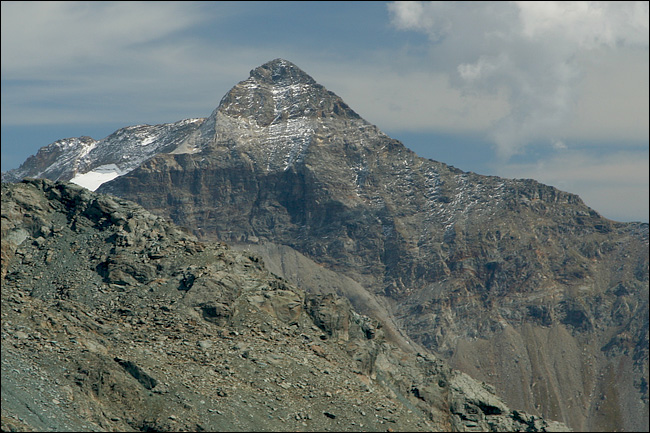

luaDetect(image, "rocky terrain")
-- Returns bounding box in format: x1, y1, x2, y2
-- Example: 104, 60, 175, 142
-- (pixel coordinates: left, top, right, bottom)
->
3, 59, 648, 431
1, 178, 570, 432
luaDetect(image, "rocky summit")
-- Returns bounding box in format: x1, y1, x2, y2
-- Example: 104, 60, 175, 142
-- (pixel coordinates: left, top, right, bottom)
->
3, 59, 649, 432
1, 178, 569, 432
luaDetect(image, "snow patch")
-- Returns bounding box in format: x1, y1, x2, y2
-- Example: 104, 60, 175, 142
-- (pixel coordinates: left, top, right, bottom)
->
70, 164, 126, 191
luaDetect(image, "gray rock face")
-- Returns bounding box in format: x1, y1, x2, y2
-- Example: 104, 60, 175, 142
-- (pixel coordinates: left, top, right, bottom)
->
1, 179, 569, 432
98, 59, 649, 432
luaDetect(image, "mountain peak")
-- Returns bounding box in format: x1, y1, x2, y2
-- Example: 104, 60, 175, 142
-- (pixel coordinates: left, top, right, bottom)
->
249, 58, 317, 87
216, 59, 360, 127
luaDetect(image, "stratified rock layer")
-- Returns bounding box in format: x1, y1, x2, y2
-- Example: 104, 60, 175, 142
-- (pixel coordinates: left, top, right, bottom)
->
1, 179, 569, 432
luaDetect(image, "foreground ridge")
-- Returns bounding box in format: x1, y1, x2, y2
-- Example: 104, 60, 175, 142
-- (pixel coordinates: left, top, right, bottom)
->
1, 178, 569, 432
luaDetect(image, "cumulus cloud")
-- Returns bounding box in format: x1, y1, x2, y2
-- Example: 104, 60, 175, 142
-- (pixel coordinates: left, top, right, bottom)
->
388, 1, 649, 159
516, 1, 649, 48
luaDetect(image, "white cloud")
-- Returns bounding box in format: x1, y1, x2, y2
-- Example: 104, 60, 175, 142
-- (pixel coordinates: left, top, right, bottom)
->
388, 1, 452, 40
552, 140, 567, 150
515, 1, 649, 49
0, 2, 276, 126
560, 47, 649, 142
1, 2, 205, 77
388, 1, 649, 159
312, 62, 509, 134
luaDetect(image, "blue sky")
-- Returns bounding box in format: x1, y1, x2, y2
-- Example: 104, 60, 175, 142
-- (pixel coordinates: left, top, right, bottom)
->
1, 1, 648, 222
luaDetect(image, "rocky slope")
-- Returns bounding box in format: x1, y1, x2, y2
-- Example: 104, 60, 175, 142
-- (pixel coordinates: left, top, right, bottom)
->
1, 178, 570, 432
96, 59, 649, 432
